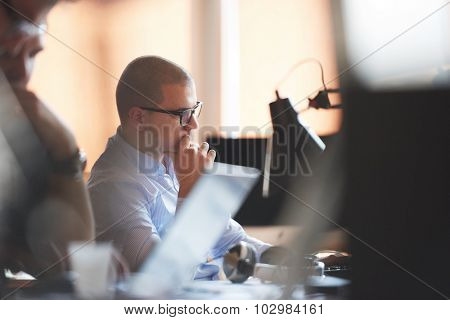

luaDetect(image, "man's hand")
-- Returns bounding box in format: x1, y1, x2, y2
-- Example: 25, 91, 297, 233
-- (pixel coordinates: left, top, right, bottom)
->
173, 135, 216, 198
13, 87, 78, 162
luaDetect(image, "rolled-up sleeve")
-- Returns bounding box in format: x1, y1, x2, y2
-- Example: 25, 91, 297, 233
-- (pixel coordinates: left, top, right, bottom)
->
210, 219, 271, 260
195, 219, 271, 280
89, 180, 160, 272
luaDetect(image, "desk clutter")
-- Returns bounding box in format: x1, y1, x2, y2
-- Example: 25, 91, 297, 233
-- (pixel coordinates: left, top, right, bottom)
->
1, 242, 351, 299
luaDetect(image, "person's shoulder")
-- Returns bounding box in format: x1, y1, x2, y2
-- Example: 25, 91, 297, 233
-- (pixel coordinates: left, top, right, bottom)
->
88, 164, 162, 206
88, 147, 138, 187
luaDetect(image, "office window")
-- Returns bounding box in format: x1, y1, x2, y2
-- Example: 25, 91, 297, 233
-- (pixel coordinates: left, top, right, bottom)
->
237, 0, 342, 135
30, 0, 192, 171
29, 0, 341, 171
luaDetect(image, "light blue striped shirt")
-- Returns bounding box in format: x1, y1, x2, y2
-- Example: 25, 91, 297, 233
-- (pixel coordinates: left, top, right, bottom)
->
88, 128, 270, 279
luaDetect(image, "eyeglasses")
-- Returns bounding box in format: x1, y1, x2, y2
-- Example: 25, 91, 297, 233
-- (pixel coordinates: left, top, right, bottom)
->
0, 1, 46, 40
140, 101, 203, 127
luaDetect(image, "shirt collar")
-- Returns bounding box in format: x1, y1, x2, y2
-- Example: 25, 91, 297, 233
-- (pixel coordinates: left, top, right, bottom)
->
108, 126, 167, 176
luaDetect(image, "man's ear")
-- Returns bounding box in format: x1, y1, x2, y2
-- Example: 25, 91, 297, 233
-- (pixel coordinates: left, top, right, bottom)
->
128, 106, 145, 128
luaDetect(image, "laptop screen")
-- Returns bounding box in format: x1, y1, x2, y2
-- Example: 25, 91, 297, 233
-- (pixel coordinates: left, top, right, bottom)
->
127, 163, 260, 298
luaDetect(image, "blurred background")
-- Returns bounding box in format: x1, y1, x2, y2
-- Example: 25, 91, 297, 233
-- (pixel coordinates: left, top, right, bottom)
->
28, 0, 342, 171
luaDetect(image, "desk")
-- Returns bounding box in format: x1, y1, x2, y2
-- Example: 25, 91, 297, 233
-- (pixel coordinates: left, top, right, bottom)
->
2, 275, 349, 299
243, 226, 301, 246
174, 278, 349, 300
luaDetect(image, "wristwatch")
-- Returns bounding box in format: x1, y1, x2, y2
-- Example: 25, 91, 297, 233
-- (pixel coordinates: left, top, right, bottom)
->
52, 149, 87, 179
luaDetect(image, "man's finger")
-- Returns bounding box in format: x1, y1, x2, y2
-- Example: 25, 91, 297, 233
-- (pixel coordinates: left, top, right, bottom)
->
206, 149, 216, 162
179, 135, 191, 151
189, 142, 200, 150
199, 142, 209, 156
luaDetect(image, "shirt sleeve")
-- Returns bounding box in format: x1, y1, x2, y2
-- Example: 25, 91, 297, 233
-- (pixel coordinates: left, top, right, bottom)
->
89, 180, 161, 272
175, 197, 185, 212
195, 219, 271, 279
211, 219, 271, 260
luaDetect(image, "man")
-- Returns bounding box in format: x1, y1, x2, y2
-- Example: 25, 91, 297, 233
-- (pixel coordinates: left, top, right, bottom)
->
0, 0, 94, 277
88, 56, 270, 279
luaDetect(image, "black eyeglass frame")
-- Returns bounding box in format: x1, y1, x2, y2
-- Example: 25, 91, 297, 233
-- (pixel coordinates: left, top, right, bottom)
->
139, 101, 203, 126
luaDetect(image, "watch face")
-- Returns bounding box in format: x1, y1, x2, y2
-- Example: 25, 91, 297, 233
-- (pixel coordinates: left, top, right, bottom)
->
51, 149, 87, 177
79, 149, 87, 171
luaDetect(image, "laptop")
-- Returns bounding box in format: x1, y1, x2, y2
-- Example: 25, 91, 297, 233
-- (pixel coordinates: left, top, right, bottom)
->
126, 162, 260, 298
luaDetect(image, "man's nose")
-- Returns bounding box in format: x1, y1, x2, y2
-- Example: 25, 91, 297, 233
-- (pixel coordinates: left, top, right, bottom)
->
185, 113, 199, 131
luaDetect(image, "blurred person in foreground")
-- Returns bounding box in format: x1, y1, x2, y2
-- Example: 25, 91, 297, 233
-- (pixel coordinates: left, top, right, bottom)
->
0, 0, 94, 279
88, 56, 270, 279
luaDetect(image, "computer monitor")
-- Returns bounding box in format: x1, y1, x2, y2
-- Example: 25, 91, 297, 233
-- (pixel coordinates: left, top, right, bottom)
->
207, 97, 326, 226
331, 0, 450, 298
